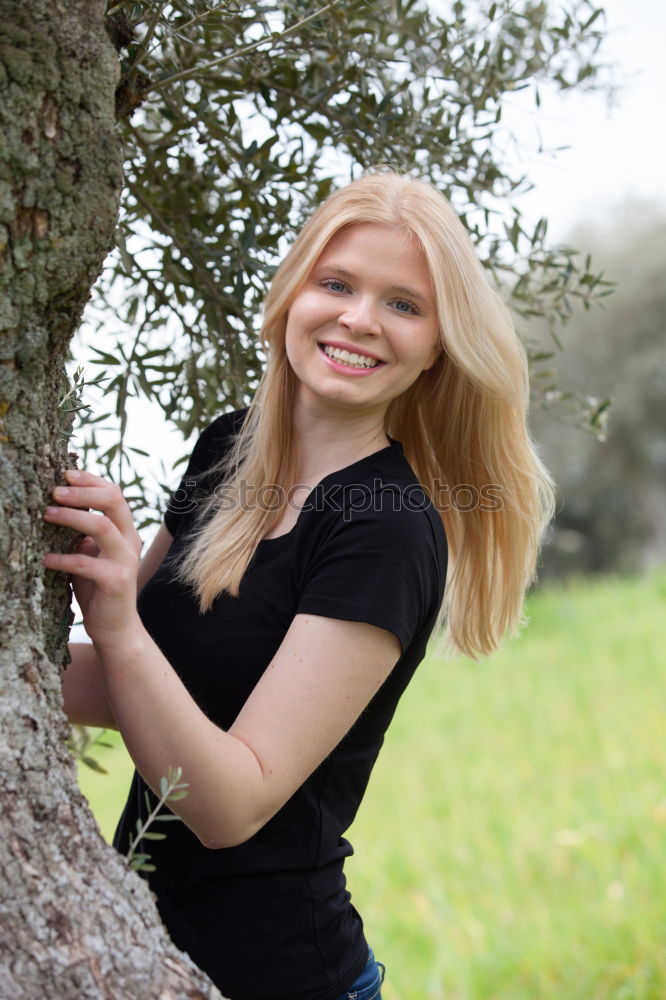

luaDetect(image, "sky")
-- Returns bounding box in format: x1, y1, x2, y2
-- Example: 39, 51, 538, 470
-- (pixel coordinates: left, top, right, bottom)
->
504, 0, 666, 240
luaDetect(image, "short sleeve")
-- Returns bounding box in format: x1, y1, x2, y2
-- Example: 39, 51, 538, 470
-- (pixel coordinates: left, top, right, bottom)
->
163, 409, 245, 537
295, 493, 446, 653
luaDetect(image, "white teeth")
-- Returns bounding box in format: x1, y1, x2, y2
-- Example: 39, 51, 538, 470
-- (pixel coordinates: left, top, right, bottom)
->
322, 345, 379, 369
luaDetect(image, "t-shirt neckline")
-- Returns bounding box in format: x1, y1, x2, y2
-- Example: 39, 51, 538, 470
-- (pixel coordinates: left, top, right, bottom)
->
259, 438, 402, 545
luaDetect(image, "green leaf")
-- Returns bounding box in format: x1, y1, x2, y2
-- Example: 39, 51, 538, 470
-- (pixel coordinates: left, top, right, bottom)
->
529, 351, 555, 362
129, 853, 151, 867
582, 8, 604, 31
590, 398, 611, 425
80, 755, 108, 774
167, 788, 189, 802
88, 348, 122, 366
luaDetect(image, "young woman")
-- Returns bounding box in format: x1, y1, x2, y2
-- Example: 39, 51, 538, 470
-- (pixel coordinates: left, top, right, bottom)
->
45, 172, 554, 1000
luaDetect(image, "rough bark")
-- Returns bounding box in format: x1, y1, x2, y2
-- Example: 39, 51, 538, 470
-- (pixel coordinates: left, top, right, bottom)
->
0, 4, 225, 997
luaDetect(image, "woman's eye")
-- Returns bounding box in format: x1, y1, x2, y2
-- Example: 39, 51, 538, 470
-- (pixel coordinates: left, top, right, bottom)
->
322, 279, 348, 293
392, 299, 419, 315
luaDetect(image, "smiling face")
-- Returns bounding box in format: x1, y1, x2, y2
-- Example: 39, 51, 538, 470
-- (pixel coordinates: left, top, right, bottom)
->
284, 222, 441, 421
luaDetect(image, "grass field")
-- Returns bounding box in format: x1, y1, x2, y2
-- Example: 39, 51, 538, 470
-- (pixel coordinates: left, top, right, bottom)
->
77, 570, 666, 999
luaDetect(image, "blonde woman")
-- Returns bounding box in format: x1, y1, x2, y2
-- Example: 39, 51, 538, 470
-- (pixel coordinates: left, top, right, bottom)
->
45, 172, 554, 1000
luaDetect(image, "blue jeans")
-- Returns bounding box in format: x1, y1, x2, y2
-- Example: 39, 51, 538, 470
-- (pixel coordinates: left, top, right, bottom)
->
334, 948, 385, 1000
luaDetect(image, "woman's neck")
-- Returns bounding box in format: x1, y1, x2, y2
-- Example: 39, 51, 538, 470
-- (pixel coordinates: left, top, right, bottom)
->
291, 399, 390, 486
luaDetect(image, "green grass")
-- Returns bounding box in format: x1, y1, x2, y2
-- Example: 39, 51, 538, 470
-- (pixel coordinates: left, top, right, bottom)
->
78, 570, 666, 999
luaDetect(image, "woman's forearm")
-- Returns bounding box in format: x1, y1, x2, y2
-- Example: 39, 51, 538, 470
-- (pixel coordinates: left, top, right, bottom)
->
45, 471, 268, 847
63, 525, 175, 730
94, 621, 266, 849
63, 643, 118, 729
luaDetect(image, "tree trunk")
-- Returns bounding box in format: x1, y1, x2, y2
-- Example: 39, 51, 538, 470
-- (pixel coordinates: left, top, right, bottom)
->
0, 4, 225, 996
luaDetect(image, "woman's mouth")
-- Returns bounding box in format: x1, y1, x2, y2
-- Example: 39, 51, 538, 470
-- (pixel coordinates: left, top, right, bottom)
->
319, 343, 384, 372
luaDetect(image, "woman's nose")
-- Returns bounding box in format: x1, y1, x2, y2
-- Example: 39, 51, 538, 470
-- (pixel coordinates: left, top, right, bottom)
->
338, 297, 381, 335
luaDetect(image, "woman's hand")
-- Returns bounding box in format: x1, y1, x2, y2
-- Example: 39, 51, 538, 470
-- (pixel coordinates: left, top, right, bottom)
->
43, 469, 143, 648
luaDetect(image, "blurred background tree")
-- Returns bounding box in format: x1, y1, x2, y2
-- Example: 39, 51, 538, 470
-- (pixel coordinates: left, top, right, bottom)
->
530, 203, 666, 579
74, 0, 612, 526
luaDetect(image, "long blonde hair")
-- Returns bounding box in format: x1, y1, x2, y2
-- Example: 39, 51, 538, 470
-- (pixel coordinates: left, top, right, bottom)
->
177, 171, 555, 658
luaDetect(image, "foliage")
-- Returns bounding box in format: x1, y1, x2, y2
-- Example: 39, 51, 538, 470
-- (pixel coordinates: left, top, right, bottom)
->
73, 0, 612, 517
126, 764, 189, 872
68, 724, 113, 774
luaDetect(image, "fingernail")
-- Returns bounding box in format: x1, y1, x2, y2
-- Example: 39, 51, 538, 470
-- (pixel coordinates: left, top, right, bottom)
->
44, 506, 60, 515
66, 469, 81, 479
53, 487, 70, 497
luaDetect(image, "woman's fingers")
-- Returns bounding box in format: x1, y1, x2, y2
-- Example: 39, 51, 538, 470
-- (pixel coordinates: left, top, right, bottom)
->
43, 470, 142, 640
76, 535, 100, 558
50, 469, 141, 556
43, 505, 129, 559
44, 470, 141, 582
41, 548, 135, 591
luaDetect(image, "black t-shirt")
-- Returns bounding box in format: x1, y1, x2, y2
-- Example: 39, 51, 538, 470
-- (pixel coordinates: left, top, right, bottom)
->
114, 409, 447, 1000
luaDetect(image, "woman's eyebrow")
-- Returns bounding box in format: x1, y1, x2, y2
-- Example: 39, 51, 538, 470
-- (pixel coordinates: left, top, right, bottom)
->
314, 264, 430, 304
313, 264, 354, 281
391, 284, 429, 304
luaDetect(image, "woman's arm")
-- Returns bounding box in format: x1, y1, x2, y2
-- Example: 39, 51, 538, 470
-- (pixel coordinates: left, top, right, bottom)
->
45, 470, 401, 849
96, 612, 399, 849
64, 643, 118, 729
62, 522, 174, 728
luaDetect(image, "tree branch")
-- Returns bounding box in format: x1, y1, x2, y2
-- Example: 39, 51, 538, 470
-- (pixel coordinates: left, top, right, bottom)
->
146, 2, 335, 93
124, 1, 168, 80
126, 179, 244, 368
145, 2, 245, 57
